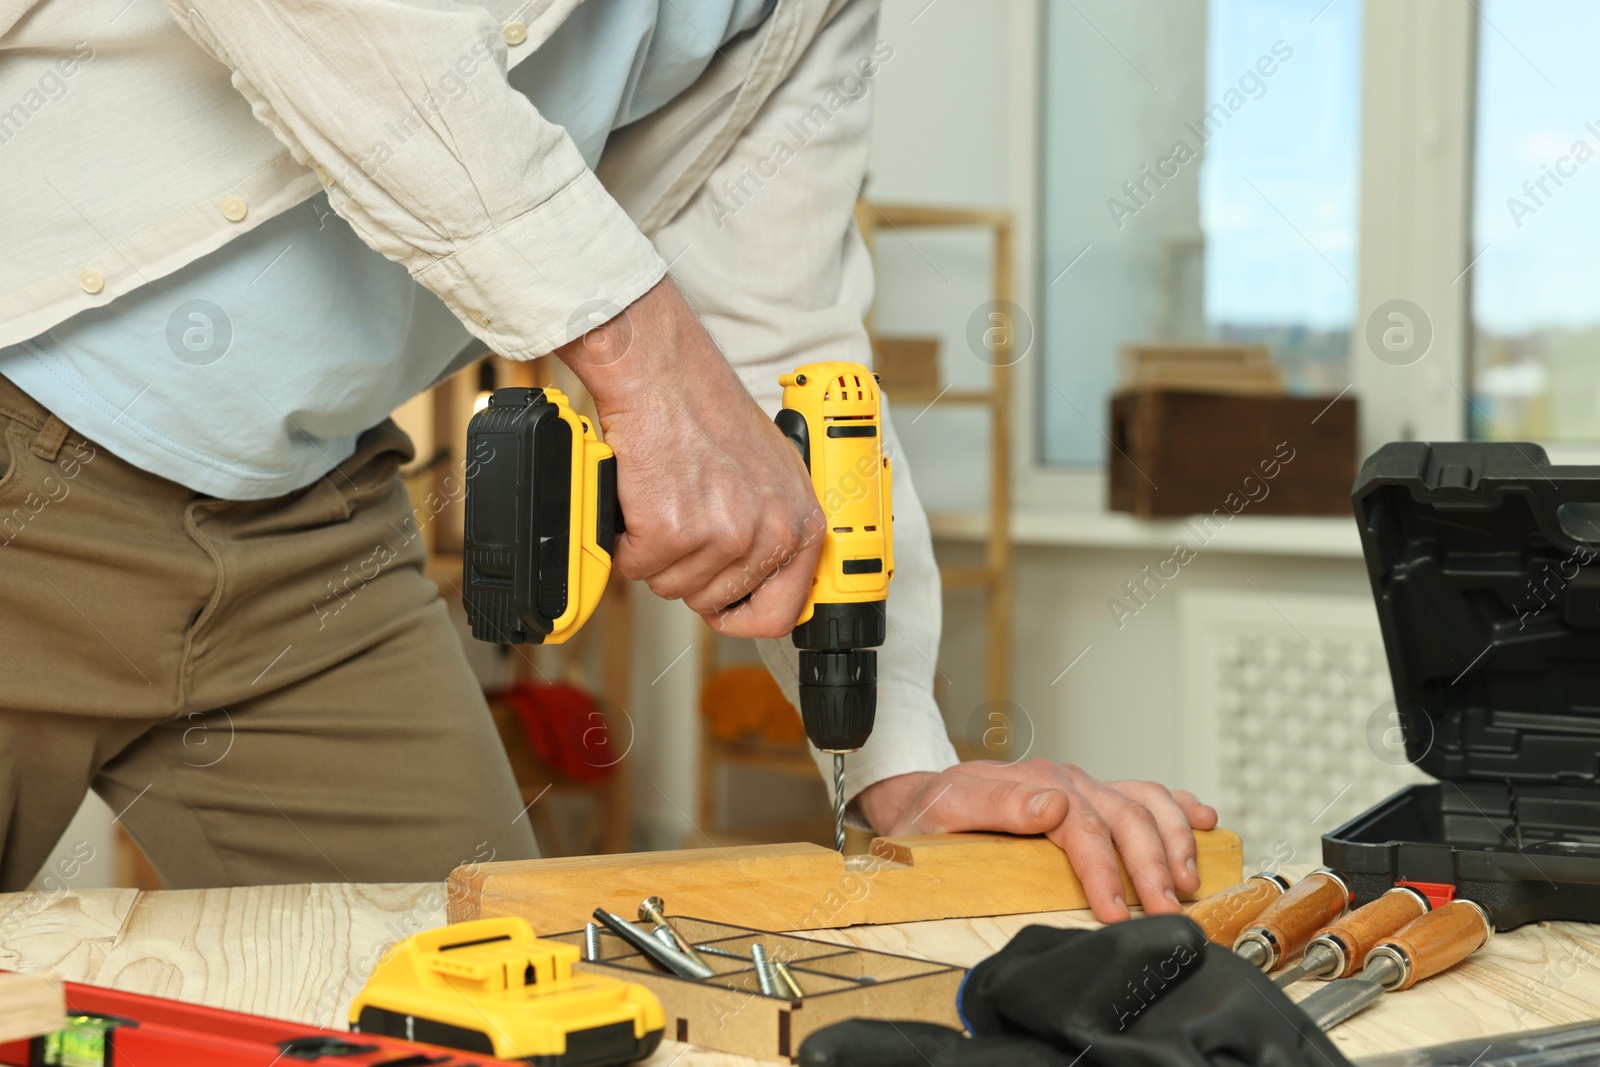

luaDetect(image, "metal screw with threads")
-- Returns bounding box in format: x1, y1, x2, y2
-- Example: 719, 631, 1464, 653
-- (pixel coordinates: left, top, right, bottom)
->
751, 944, 781, 997
639, 896, 709, 971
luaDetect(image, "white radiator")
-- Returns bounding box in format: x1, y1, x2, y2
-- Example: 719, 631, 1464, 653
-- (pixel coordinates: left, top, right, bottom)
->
1178, 588, 1428, 873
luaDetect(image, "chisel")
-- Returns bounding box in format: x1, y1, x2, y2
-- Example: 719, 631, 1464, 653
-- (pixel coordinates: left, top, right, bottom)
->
1296, 899, 1494, 1031
1273, 886, 1432, 987
1185, 871, 1292, 946
1233, 867, 1352, 971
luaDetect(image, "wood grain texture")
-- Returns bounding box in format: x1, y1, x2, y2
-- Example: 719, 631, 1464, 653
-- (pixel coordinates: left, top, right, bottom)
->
1184, 874, 1285, 945
1317, 888, 1431, 979
1249, 870, 1350, 959
450, 830, 1245, 933
4, 866, 1600, 1065
1382, 901, 1493, 991
0, 973, 63, 1043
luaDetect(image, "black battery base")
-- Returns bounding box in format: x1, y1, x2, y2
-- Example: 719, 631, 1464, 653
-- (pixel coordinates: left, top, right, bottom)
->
1327, 781, 1600, 930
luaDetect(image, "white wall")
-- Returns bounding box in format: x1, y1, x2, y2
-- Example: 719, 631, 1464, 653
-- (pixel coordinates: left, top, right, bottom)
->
866, 0, 1374, 807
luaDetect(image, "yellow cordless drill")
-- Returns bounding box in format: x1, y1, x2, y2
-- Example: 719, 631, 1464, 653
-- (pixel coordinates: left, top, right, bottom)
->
462, 361, 893, 851
773, 363, 893, 851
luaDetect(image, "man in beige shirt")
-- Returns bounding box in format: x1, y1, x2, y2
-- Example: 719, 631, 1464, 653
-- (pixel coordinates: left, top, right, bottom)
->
0, 0, 1214, 920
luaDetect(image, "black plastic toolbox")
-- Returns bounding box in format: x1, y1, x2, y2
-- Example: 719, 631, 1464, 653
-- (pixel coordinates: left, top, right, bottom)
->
1325, 441, 1600, 930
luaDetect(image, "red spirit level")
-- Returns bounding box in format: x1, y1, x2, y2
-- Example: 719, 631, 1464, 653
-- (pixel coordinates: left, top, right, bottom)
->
0, 976, 507, 1067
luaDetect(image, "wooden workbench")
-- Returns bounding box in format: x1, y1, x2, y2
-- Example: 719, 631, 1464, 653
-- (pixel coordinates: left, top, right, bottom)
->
2, 870, 1596, 1064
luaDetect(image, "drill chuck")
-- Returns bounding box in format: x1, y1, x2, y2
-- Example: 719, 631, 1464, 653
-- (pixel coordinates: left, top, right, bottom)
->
792, 602, 887, 652
797, 649, 877, 753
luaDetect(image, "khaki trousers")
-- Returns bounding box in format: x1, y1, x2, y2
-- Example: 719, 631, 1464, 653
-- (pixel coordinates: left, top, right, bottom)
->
0, 375, 536, 890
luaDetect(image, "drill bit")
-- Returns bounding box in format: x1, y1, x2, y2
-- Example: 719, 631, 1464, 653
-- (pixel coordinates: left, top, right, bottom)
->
833, 754, 846, 853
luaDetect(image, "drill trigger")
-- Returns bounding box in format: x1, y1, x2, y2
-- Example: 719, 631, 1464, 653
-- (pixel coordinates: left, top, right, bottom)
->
775, 408, 810, 470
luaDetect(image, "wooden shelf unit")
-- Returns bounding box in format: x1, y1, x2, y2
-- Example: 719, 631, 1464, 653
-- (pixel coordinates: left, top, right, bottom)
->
854, 201, 1015, 756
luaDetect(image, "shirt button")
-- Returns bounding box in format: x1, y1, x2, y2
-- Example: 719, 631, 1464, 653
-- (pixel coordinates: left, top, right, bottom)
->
222, 196, 248, 222
77, 268, 104, 294
464, 308, 490, 328
315, 166, 336, 187
502, 21, 527, 45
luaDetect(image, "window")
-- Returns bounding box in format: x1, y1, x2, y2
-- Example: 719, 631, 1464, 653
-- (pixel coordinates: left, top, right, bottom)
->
1038, 0, 1363, 466
1201, 0, 1362, 396
1470, 1, 1600, 443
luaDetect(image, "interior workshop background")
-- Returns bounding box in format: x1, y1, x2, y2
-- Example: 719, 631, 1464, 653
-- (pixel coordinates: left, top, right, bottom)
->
36, 0, 1581, 884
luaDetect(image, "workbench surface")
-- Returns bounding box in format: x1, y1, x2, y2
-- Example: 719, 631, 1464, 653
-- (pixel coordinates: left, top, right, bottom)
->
1, 873, 1595, 1064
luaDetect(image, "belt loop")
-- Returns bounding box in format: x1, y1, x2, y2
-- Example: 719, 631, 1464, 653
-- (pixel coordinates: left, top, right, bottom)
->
30, 416, 70, 462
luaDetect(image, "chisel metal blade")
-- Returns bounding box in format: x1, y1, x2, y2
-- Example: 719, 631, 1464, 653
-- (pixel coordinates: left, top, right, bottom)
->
1274, 942, 1338, 988
1296, 975, 1387, 1031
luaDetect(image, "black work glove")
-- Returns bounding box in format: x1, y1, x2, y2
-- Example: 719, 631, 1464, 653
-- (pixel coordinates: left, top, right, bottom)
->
798, 916, 1353, 1067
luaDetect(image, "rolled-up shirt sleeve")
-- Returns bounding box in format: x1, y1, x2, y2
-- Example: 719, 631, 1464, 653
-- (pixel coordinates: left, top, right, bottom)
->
163, 0, 668, 359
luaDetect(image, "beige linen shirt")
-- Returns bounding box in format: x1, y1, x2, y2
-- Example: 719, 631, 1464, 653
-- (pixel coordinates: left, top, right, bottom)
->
0, 0, 960, 814
0, 0, 834, 356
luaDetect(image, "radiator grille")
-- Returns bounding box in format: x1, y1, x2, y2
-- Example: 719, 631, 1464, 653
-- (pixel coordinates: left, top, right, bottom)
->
1178, 589, 1428, 871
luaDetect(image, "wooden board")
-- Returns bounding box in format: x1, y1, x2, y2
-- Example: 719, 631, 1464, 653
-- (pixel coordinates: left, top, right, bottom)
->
0, 973, 64, 1044
448, 829, 1242, 933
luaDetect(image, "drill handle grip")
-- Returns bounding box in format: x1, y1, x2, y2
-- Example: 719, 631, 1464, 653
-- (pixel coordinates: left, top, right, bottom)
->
775, 407, 811, 470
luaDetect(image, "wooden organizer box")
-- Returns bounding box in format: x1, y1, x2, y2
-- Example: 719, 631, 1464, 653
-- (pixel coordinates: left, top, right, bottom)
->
552, 916, 965, 1063
449, 830, 1243, 932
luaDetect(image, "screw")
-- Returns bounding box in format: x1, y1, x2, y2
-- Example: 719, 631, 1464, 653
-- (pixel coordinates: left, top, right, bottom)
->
695, 945, 749, 961
639, 896, 709, 970
583, 922, 601, 962
750, 944, 781, 997
772, 956, 806, 999
592, 908, 712, 980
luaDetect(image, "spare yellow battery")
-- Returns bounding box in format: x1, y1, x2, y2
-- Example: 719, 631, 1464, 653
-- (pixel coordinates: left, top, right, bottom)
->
350, 916, 664, 1065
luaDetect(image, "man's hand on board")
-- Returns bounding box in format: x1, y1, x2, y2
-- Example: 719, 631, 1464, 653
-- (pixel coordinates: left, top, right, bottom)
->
856, 760, 1218, 924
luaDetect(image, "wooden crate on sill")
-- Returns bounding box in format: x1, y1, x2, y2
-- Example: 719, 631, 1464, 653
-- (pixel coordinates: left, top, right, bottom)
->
1108, 389, 1358, 518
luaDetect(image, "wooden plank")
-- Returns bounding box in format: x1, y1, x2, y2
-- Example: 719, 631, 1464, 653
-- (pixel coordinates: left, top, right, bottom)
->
448, 829, 1243, 933
0, 973, 64, 1043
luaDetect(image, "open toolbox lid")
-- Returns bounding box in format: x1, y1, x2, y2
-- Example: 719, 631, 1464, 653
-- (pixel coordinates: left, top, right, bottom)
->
1354, 441, 1600, 785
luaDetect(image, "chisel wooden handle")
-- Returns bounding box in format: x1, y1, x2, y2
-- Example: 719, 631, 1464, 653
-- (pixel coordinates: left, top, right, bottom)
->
1235, 867, 1351, 967
1312, 886, 1430, 978
1186, 873, 1290, 946
1366, 899, 1493, 991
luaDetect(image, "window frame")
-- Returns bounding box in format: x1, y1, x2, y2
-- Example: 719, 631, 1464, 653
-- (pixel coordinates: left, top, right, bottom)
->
1349, 0, 1475, 456
1017, 0, 1531, 517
